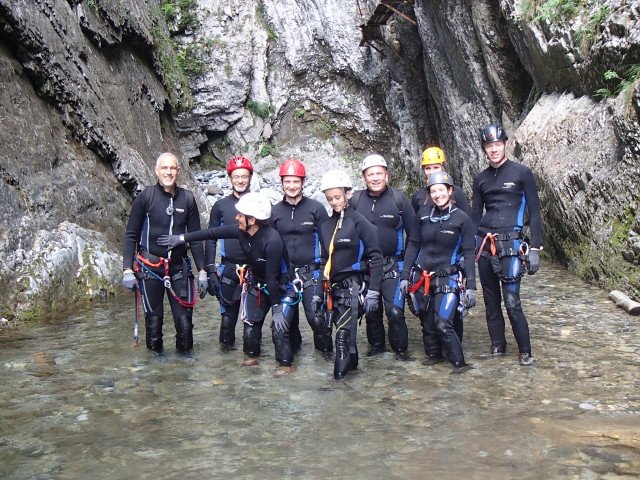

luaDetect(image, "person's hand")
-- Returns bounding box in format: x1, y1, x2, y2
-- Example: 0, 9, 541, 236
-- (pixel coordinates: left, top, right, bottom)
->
312, 295, 323, 315
462, 289, 476, 309
271, 304, 287, 333
207, 272, 221, 297
198, 271, 208, 299
528, 249, 540, 275
364, 290, 380, 313
122, 271, 138, 291
157, 234, 185, 249
399, 279, 409, 296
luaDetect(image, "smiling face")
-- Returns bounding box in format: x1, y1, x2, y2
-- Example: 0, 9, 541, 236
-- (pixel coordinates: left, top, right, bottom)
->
362, 166, 388, 195
281, 175, 304, 201
155, 153, 180, 193
429, 183, 453, 209
230, 168, 252, 195
422, 162, 443, 180
483, 139, 506, 167
324, 187, 348, 213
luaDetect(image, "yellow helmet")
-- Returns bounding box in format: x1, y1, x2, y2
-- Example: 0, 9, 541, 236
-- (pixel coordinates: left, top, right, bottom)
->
421, 147, 446, 166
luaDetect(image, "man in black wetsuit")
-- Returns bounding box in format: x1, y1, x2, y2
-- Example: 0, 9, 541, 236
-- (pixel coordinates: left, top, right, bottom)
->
159, 192, 298, 376
271, 159, 331, 356
352, 154, 415, 360
122, 152, 206, 354
203, 156, 254, 350
411, 147, 471, 341
471, 124, 543, 366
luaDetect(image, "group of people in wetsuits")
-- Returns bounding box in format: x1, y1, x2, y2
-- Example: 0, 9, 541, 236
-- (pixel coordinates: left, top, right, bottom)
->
122, 123, 543, 379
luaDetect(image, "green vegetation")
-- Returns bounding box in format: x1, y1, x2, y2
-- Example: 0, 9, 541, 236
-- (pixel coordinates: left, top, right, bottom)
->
199, 153, 225, 169
85, 0, 98, 9
260, 143, 276, 157
161, 0, 199, 31
247, 100, 274, 119
610, 206, 635, 248
256, 1, 278, 40
593, 64, 640, 99
517, 0, 610, 47
293, 108, 306, 118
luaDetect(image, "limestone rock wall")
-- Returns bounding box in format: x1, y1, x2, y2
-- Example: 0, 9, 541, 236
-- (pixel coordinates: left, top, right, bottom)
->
0, 0, 202, 319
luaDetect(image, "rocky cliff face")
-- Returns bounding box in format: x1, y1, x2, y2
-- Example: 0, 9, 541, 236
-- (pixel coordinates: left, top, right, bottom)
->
1, 0, 639, 320
0, 0, 203, 319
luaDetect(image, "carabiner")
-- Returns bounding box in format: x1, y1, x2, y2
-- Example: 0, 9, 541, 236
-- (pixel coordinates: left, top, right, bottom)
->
292, 277, 303, 293
236, 264, 247, 284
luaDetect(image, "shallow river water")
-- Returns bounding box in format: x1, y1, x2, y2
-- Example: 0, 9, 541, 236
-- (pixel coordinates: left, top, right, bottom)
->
1, 262, 639, 480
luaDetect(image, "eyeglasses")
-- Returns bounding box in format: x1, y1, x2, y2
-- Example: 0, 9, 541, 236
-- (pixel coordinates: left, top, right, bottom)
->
231, 175, 250, 181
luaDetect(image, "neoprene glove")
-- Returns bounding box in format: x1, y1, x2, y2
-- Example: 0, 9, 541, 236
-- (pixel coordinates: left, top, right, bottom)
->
312, 295, 323, 315
528, 249, 540, 275
364, 290, 380, 313
462, 289, 477, 309
207, 272, 221, 297
198, 271, 208, 299
271, 304, 287, 333
122, 271, 138, 291
157, 234, 185, 249
399, 279, 409, 296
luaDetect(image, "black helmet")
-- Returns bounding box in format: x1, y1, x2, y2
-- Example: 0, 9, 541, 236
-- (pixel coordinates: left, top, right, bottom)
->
481, 124, 508, 144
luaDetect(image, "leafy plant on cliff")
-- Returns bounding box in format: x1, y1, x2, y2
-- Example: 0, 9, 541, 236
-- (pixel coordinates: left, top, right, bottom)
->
593, 65, 640, 99
610, 206, 636, 248
247, 100, 274, 119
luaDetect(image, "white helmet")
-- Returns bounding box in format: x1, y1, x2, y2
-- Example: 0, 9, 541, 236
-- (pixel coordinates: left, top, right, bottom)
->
361, 154, 388, 172
320, 170, 352, 191
235, 192, 272, 220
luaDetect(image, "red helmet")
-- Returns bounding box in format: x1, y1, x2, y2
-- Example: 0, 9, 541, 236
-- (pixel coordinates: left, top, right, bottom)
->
226, 156, 254, 175
278, 158, 306, 178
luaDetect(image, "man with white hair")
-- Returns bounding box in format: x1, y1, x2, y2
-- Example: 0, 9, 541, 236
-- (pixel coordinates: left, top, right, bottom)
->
122, 152, 206, 354
351, 154, 415, 360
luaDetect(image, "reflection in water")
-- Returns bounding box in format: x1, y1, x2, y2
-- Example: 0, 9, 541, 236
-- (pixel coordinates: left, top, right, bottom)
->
1, 263, 639, 479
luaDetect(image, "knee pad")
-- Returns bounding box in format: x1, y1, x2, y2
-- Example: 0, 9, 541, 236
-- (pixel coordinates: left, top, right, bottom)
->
145, 315, 164, 352
175, 315, 193, 352
387, 305, 405, 324
503, 289, 521, 311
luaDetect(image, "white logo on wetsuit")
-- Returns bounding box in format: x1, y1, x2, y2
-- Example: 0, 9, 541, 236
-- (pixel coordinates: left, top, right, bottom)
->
301, 221, 314, 225
502, 182, 516, 189
336, 238, 351, 243
440, 230, 455, 235
380, 215, 394, 219
255, 257, 266, 262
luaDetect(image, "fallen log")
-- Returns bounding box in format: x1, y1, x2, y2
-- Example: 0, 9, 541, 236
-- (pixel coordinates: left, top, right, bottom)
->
608, 290, 640, 315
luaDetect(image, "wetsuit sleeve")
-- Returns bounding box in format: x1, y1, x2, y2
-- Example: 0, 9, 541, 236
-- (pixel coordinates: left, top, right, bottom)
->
471, 176, 484, 233
184, 224, 240, 243
410, 190, 421, 213
401, 215, 421, 281
460, 216, 476, 290
400, 195, 415, 239
523, 169, 543, 248
454, 188, 472, 217
122, 192, 147, 270
186, 195, 205, 271
359, 218, 383, 292
204, 205, 220, 274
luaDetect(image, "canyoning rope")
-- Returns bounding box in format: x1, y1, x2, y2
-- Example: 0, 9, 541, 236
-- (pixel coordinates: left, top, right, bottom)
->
135, 254, 197, 308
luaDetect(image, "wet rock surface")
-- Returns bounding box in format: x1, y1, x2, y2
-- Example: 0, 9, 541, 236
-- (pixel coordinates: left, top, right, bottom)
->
0, 263, 638, 479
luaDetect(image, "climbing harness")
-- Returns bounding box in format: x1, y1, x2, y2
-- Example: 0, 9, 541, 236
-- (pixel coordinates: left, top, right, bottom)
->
135, 253, 197, 308
475, 231, 530, 284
